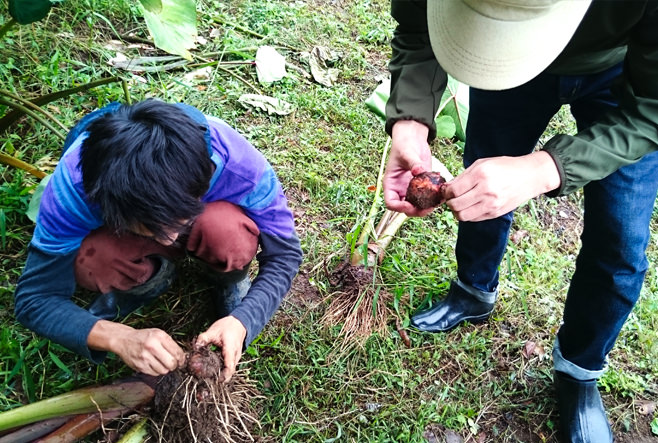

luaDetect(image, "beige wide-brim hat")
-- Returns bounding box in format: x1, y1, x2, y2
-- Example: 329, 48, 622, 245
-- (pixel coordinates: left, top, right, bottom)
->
428, 0, 592, 90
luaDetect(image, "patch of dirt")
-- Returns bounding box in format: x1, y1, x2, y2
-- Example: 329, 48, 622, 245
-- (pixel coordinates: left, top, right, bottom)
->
613, 405, 657, 443
532, 195, 584, 255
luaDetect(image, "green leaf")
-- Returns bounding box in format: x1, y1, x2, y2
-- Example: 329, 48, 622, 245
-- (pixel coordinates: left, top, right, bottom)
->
138, 0, 162, 13
140, 0, 197, 60
364, 79, 390, 122
435, 115, 456, 139
48, 350, 72, 376
27, 175, 51, 223
8, 0, 52, 25
364, 76, 469, 141
437, 75, 469, 141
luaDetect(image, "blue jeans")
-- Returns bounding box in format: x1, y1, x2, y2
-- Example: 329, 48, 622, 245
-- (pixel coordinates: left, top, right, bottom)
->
458, 63, 658, 373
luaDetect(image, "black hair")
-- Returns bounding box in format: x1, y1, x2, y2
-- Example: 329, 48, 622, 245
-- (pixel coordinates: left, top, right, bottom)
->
79, 99, 214, 239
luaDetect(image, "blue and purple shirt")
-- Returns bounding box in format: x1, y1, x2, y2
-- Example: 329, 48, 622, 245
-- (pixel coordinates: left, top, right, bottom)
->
15, 107, 302, 362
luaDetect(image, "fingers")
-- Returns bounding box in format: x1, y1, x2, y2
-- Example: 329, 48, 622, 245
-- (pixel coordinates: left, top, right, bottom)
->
117, 328, 185, 376
194, 333, 209, 349
194, 317, 247, 383
220, 343, 241, 383
161, 336, 187, 369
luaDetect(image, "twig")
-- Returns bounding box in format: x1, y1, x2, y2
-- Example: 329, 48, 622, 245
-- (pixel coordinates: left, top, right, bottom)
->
0, 96, 66, 141
216, 64, 262, 95
211, 16, 302, 52
0, 89, 68, 132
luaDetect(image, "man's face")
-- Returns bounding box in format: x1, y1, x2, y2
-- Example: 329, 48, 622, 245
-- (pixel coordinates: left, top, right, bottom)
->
130, 219, 194, 246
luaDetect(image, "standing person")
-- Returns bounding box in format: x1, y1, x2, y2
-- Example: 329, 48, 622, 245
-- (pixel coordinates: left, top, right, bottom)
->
14, 99, 302, 382
384, 1, 658, 441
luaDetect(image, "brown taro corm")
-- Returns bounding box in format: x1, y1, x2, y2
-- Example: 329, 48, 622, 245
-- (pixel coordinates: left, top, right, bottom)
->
405, 171, 447, 209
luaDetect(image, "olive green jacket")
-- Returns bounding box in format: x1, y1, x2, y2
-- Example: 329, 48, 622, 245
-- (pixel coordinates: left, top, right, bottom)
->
386, 0, 658, 196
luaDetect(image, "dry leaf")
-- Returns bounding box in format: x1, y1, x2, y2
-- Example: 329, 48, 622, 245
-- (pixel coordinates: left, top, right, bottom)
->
511, 229, 528, 244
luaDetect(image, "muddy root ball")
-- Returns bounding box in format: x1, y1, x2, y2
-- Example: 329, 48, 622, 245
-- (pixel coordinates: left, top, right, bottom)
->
186, 347, 223, 380
405, 171, 447, 209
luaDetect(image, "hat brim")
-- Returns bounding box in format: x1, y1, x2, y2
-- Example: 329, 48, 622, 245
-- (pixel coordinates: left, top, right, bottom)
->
428, 0, 592, 90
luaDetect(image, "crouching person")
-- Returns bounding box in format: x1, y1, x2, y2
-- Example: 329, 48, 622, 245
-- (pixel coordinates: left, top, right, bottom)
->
14, 99, 302, 381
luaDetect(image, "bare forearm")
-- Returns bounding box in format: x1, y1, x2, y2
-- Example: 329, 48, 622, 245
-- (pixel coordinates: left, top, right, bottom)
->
87, 319, 135, 353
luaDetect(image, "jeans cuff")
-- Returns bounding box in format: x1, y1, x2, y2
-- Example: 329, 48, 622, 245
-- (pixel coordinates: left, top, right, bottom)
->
552, 336, 607, 380
456, 278, 497, 304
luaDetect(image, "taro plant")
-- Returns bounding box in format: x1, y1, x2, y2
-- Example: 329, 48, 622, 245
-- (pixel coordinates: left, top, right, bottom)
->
1, 0, 197, 59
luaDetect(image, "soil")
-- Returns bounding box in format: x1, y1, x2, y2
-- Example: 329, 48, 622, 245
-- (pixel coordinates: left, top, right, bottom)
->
150, 345, 260, 443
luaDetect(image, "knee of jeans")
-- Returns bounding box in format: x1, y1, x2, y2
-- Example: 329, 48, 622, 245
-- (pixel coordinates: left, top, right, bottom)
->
188, 201, 260, 268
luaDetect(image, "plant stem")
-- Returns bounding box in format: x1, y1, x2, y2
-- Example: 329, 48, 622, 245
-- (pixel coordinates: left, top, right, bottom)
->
122, 79, 132, 105
0, 89, 69, 132
0, 97, 66, 141
33, 409, 125, 443
116, 417, 149, 443
351, 137, 391, 266
0, 152, 47, 179
211, 16, 302, 52
0, 380, 154, 432
0, 416, 71, 443
216, 64, 262, 94
0, 76, 121, 132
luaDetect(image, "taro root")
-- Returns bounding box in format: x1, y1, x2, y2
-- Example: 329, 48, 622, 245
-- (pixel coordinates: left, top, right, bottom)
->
186, 347, 223, 380
151, 343, 261, 442
405, 171, 447, 209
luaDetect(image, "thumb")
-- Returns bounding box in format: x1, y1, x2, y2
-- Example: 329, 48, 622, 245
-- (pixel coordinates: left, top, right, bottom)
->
194, 334, 208, 349
410, 163, 427, 177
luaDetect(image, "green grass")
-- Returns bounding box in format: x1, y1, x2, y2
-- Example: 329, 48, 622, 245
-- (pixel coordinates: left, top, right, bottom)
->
1, 0, 658, 441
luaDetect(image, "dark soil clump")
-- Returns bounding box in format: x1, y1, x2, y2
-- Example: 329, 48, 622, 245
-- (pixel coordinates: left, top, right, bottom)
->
151, 345, 261, 443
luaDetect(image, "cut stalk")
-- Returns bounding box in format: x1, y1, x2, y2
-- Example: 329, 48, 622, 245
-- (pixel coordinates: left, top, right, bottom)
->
34, 409, 125, 443
351, 137, 391, 266
0, 152, 47, 178
116, 417, 149, 443
0, 381, 154, 432
0, 416, 71, 443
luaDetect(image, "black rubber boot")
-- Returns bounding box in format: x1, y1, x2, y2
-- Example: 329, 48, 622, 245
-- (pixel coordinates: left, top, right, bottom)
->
87, 256, 176, 320
410, 280, 494, 332
554, 371, 613, 443
210, 266, 250, 318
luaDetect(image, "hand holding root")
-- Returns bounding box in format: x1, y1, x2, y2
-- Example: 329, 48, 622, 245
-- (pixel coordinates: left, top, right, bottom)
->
195, 316, 247, 382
